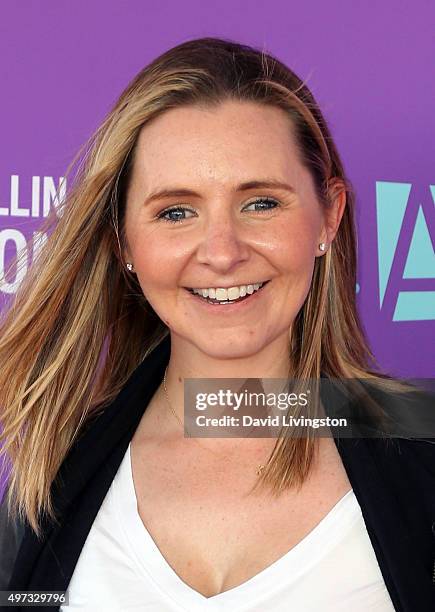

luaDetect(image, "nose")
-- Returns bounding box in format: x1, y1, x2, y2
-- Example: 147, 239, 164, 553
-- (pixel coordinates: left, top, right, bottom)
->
195, 210, 250, 273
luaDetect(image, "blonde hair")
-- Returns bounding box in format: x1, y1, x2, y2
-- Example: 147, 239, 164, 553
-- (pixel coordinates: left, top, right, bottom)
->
0, 37, 413, 537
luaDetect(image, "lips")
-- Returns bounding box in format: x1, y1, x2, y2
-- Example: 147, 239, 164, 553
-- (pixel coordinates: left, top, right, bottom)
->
185, 280, 270, 306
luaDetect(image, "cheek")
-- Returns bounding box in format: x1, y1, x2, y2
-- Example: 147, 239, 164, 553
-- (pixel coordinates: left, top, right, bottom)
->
269, 218, 318, 274
130, 229, 189, 292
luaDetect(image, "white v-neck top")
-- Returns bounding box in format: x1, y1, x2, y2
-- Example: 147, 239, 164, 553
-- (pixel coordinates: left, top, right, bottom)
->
61, 443, 395, 611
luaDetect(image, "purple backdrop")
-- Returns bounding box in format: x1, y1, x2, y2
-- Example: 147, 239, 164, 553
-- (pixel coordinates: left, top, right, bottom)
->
0, 1, 434, 495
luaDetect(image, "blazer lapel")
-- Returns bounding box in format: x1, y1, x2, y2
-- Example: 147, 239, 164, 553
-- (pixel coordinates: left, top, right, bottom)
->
8, 335, 171, 595
334, 435, 435, 611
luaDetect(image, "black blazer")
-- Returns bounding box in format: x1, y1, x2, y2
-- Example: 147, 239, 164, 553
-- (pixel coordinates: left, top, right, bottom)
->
1, 334, 435, 611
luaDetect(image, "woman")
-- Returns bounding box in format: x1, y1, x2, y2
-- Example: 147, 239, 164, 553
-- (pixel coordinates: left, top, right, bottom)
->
0, 37, 434, 611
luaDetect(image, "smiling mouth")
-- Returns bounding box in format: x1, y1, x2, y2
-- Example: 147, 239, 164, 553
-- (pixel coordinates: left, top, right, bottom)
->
185, 280, 271, 305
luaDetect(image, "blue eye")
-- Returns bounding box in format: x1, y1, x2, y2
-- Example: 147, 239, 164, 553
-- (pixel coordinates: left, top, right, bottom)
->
157, 206, 196, 223
156, 197, 279, 224
243, 197, 279, 212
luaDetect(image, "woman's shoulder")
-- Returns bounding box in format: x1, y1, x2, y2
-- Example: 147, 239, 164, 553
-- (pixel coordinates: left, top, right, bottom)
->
336, 434, 435, 515
336, 434, 435, 464
377, 436, 435, 476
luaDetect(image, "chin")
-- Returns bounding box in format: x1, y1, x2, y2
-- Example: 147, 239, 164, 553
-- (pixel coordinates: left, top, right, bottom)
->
189, 334, 267, 360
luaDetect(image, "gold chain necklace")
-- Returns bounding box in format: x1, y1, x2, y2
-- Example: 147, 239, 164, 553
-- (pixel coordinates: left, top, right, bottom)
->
162, 366, 266, 476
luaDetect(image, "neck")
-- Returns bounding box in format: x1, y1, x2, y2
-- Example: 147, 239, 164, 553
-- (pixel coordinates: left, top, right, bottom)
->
161, 331, 292, 426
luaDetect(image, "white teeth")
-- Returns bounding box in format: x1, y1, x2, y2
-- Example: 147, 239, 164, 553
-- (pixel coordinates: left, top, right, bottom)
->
215, 288, 228, 300
227, 287, 240, 301
191, 282, 265, 302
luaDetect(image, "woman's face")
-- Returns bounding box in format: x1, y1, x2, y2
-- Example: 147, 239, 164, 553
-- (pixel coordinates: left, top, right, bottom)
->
123, 100, 343, 360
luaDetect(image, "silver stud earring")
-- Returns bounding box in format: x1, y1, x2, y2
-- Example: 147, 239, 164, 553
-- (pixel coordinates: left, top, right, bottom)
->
126, 262, 134, 272
319, 243, 327, 252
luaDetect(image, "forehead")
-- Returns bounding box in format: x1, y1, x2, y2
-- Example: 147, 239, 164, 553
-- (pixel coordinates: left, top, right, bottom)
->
131, 100, 307, 189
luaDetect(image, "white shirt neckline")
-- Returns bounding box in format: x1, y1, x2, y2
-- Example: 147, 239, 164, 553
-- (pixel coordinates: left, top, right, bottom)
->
113, 442, 361, 611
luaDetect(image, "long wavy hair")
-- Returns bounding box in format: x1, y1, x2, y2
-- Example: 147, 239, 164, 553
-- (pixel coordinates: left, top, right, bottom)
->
0, 37, 411, 538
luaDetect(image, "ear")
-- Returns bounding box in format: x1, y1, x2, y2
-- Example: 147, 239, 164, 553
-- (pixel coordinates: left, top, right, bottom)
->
317, 178, 347, 256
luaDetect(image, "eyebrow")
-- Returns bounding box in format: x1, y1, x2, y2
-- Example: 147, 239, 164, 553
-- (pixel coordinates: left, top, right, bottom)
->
143, 179, 297, 206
